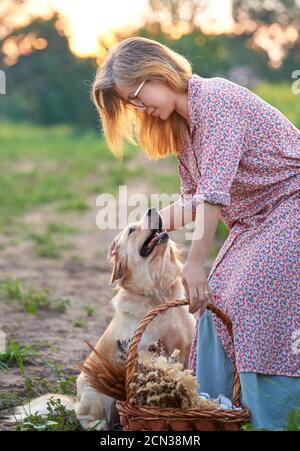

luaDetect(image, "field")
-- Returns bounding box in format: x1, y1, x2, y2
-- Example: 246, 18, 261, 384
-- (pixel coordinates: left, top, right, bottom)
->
0, 82, 299, 431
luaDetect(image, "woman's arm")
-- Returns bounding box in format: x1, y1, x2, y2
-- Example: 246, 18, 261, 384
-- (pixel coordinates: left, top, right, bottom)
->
160, 198, 221, 314
182, 201, 221, 315
188, 201, 221, 263
159, 197, 221, 237
159, 198, 196, 232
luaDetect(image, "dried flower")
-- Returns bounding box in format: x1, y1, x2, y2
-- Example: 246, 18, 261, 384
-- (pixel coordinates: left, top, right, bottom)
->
129, 347, 217, 410
83, 339, 220, 412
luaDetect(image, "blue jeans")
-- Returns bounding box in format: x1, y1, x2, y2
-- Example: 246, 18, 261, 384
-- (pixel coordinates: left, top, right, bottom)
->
196, 309, 300, 430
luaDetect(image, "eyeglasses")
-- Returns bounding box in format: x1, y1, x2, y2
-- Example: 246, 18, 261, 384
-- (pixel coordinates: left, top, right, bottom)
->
127, 79, 147, 108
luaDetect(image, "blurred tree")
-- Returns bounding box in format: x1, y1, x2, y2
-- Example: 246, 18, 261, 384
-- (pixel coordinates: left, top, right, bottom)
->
138, 23, 270, 82
233, 0, 300, 27
148, 0, 208, 29
0, 12, 98, 127
232, 0, 300, 70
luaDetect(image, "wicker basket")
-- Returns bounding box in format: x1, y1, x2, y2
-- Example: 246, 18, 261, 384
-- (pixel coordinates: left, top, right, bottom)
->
116, 299, 251, 431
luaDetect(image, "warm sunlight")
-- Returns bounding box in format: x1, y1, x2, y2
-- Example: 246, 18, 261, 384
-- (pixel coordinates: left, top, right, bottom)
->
49, 0, 149, 56
21, 0, 234, 57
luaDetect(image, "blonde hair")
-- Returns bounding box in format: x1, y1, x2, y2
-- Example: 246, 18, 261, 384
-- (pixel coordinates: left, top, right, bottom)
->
91, 36, 193, 161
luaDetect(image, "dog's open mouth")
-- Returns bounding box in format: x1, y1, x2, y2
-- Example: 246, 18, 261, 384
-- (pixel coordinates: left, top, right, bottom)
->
140, 230, 169, 257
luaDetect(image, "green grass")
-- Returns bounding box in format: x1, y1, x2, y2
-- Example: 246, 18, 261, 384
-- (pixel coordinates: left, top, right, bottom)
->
45, 222, 79, 235
56, 198, 89, 212
72, 320, 87, 328
0, 122, 139, 227
0, 351, 78, 415
0, 391, 24, 410
41, 361, 77, 396
0, 277, 70, 315
148, 171, 180, 197
0, 340, 37, 373
83, 305, 95, 317
23, 222, 79, 258
253, 82, 300, 130
242, 408, 300, 431
19, 362, 77, 399
27, 231, 70, 258
14, 397, 83, 431
0, 358, 88, 431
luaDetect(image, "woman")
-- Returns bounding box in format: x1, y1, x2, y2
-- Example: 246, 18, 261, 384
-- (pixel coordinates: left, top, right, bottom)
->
92, 36, 300, 430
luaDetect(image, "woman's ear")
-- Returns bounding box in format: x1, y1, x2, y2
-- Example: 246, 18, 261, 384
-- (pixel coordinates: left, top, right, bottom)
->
109, 250, 125, 284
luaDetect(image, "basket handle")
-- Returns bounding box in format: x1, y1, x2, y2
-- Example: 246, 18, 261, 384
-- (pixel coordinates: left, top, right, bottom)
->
124, 299, 241, 407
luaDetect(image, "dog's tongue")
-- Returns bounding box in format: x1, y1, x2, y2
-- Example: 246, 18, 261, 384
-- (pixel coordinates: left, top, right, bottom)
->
147, 231, 168, 248
147, 233, 160, 248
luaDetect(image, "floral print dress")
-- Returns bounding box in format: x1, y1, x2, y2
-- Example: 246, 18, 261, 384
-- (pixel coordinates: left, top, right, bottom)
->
178, 74, 300, 377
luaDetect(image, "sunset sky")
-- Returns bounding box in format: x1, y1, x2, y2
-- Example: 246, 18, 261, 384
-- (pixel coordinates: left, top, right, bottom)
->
18, 0, 234, 56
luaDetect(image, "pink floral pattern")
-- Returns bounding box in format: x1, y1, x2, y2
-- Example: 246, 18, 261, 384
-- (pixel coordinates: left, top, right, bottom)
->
179, 74, 300, 377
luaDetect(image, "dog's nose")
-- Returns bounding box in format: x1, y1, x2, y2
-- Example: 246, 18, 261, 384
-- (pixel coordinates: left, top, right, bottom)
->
147, 207, 156, 216
146, 208, 162, 231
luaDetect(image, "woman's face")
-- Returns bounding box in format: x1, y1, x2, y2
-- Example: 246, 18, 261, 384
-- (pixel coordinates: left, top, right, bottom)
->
116, 79, 176, 120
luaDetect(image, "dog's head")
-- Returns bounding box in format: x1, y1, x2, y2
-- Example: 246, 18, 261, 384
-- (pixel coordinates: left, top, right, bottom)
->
109, 208, 182, 295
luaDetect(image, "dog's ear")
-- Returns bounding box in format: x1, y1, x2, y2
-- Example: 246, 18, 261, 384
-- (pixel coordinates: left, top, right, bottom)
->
109, 250, 125, 284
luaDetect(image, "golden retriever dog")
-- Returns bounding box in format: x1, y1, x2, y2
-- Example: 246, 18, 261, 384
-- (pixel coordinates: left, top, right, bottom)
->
10, 207, 195, 430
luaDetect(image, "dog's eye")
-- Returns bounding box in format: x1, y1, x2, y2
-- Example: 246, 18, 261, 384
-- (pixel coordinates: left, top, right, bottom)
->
128, 227, 136, 236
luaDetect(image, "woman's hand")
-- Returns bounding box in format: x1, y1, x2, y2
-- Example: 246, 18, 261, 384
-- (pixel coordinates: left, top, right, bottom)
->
106, 231, 122, 269
181, 258, 215, 316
